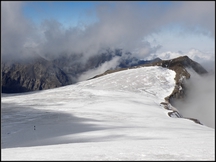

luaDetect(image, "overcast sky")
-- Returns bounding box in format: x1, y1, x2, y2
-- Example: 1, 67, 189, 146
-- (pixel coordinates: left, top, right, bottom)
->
1, 1, 215, 62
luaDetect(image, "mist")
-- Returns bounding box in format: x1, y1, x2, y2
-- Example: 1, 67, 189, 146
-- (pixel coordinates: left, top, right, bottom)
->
172, 68, 215, 128
1, 1, 215, 64
78, 56, 121, 81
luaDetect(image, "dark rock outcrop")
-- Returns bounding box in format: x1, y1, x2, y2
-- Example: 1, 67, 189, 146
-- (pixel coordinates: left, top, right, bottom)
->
1, 56, 71, 93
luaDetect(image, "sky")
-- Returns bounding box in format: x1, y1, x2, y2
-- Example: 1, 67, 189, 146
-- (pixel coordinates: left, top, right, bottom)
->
2, 66, 214, 160
22, 2, 99, 28
1, 1, 215, 63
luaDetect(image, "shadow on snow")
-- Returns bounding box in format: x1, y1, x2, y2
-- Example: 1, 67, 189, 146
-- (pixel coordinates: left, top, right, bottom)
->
1, 102, 111, 148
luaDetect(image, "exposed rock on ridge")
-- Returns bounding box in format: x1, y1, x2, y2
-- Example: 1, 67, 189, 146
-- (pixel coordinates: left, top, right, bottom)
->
93, 55, 207, 102
91, 55, 208, 125
149, 55, 207, 101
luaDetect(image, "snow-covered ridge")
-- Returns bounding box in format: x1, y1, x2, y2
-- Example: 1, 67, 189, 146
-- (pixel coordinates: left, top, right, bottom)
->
90, 55, 208, 122
1, 66, 214, 160
82, 66, 176, 102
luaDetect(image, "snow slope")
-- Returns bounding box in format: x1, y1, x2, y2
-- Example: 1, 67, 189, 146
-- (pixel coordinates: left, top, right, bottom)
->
1, 66, 214, 160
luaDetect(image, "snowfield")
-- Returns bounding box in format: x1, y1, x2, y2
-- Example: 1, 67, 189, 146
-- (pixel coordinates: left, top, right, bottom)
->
1, 66, 214, 160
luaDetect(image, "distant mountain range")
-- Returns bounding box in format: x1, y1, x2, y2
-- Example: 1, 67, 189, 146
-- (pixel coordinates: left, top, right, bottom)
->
1, 49, 207, 95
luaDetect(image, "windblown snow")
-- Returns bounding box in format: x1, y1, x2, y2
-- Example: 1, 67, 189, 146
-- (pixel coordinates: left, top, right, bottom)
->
1, 66, 214, 160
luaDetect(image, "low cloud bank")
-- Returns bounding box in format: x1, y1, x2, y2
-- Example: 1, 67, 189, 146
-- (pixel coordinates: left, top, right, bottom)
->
173, 68, 215, 128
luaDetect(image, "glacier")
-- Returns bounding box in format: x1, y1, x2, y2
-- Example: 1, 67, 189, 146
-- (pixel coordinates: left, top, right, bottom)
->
1, 66, 214, 160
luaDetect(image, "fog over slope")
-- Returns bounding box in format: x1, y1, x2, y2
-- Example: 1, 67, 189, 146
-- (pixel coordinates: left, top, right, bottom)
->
172, 68, 215, 128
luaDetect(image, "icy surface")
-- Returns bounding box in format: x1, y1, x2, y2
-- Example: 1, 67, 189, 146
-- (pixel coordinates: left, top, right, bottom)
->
1, 66, 214, 160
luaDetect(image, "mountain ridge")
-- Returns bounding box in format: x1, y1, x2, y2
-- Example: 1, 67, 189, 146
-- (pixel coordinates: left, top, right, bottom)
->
1, 53, 207, 98
0, 50, 162, 93
90, 55, 208, 125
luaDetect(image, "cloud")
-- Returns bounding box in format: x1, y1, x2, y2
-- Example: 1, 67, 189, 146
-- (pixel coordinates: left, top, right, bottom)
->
172, 68, 215, 128
1, 2, 41, 62
145, 48, 215, 76
165, 1, 215, 37
77, 56, 121, 81
1, 1, 215, 63
35, 2, 164, 61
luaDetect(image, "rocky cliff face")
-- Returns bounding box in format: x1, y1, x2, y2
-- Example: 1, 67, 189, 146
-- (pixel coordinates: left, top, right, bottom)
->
1, 57, 71, 93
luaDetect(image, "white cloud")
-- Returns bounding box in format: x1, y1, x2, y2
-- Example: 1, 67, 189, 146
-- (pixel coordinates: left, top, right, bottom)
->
146, 49, 215, 71
173, 68, 215, 128
1, 2, 41, 61
1, 1, 215, 64
77, 56, 120, 81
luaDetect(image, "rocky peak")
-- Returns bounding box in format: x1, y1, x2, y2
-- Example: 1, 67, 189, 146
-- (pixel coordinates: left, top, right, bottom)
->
155, 55, 207, 74
156, 56, 208, 100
